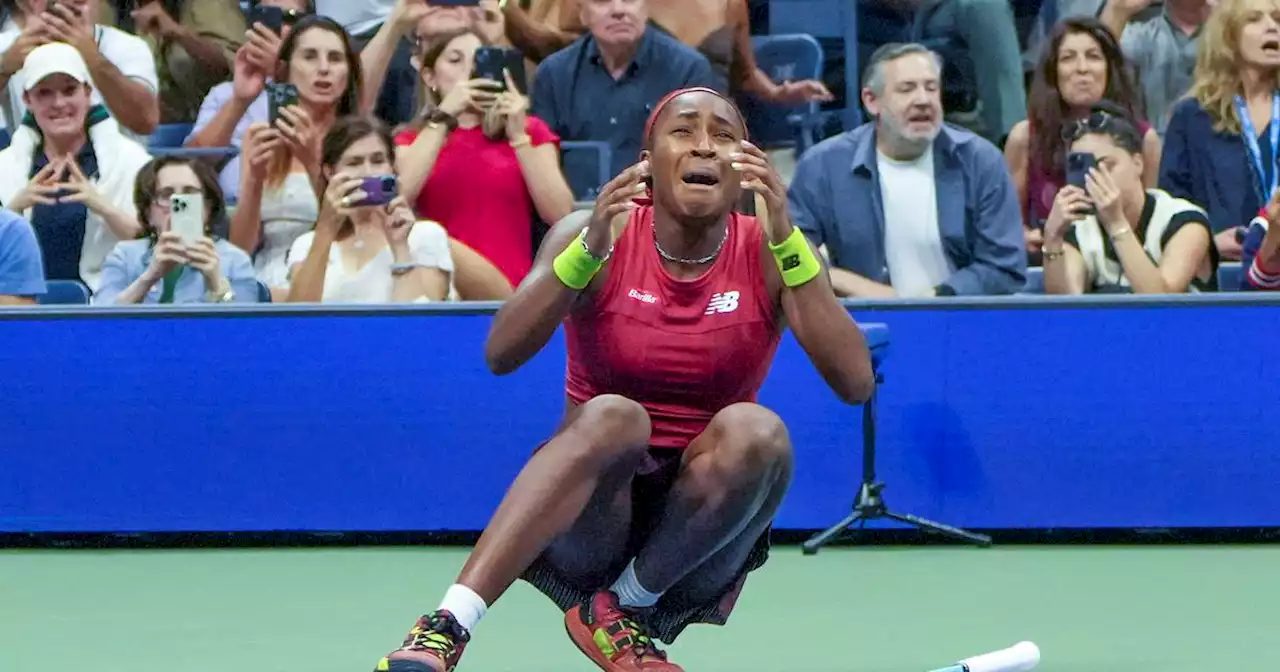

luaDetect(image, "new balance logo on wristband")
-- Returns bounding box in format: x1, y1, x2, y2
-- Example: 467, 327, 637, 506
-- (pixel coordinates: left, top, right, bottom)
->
705, 290, 740, 315
781, 254, 801, 271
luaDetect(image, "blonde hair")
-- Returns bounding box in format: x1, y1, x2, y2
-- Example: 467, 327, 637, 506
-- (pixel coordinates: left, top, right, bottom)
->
1188, 0, 1280, 133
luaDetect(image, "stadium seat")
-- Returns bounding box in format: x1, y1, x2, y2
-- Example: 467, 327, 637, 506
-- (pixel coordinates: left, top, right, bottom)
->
1218, 262, 1243, 291
150, 147, 240, 159
560, 140, 613, 201
149, 123, 194, 150
38, 280, 91, 305
1022, 266, 1044, 294
737, 34, 836, 157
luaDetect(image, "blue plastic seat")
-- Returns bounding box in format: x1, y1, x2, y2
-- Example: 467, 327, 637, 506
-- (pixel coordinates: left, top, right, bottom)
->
738, 34, 838, 158
1217, 262, 1243, 291
148, 123, 194, 150
560, 140, 613, 201
38, 280, 91, 305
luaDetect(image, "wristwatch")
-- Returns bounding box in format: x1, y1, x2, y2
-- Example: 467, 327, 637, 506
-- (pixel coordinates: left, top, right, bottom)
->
205, 280, 235, 303
426, 108, 458, 131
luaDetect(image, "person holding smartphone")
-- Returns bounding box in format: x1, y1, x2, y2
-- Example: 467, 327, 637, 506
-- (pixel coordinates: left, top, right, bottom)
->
185, 0, 314, 200
93, 156, 259, 304
394, 27, 573, 292
228, 15, 363, 298
1043, 105, 1217, 294
285, 115, 452, 303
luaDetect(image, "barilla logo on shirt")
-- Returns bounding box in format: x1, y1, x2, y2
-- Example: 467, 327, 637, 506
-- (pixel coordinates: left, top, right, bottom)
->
705, 290, 741, 315
628, 289, 658, 304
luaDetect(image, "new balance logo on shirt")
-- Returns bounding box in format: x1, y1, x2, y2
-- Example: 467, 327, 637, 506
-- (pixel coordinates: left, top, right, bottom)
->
705, 291, 740, 315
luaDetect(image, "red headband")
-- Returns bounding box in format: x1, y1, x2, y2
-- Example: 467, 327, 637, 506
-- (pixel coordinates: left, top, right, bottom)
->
641, 86, 749, 149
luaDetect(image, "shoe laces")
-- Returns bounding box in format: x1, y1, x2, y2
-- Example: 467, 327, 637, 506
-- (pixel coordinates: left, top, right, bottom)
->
601, 604, 666, 661
402, 611, 469, 658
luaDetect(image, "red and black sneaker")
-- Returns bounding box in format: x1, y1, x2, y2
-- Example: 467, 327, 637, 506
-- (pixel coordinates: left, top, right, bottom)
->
374, 610, 470, 672
564, 591, 683, 671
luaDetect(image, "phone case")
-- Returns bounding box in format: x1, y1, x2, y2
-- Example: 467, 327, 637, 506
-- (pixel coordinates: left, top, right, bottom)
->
170, 199, 205, 246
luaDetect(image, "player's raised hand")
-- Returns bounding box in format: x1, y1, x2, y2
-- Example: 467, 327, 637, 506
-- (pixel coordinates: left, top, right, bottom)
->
584, 160, 649, 258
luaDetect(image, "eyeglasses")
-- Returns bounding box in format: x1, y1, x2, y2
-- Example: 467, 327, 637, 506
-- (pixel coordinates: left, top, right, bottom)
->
1061, 110, 1115, 143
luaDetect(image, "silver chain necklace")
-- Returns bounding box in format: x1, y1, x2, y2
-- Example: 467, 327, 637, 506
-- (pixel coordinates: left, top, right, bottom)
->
652, 220, 728, 265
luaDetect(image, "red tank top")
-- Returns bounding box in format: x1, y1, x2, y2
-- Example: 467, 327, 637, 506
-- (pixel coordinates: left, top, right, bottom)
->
564, 206, 783, 449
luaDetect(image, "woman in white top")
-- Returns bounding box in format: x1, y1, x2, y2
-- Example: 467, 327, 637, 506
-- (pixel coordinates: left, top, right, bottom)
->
1043, 105, 1217, 294
230, 15, 363, 299
287, 115, 452, 303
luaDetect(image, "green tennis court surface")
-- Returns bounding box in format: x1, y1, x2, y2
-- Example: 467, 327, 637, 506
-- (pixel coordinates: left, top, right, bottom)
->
3, 545, 1276, 670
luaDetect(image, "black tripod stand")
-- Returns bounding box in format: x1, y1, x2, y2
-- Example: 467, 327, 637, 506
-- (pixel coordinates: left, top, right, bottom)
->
802, 374, 992, 554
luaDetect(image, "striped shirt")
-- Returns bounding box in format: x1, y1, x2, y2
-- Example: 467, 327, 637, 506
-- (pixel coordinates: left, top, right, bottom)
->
1066, 189, 1216, 293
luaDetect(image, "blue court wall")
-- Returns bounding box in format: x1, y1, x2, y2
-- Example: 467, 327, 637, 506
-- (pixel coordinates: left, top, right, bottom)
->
1, 296, 1278, 533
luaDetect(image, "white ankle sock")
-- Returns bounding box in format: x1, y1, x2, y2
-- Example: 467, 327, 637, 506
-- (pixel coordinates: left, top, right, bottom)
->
610, 559, 663, 609
438, 584, 488, 633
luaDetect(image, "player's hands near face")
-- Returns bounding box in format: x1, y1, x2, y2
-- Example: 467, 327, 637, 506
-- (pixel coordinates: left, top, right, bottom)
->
731, 140, 792, 242
585, 159, 649, 258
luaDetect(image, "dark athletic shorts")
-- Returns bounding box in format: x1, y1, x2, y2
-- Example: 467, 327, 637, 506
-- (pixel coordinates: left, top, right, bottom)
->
521, 446, 771, 644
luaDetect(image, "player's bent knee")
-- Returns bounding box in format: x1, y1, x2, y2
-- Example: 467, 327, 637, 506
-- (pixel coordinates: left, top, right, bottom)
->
712, 403, 793, 472
570, 394, 652, 456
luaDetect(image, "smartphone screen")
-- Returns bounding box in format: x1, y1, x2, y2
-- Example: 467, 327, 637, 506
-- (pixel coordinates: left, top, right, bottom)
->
268, 82, 299, 124
170, 193, 205, 246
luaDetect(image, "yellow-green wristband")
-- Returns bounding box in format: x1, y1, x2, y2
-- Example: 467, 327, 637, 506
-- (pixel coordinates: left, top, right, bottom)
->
768, 227, 822, 287
553, 230, 605, 290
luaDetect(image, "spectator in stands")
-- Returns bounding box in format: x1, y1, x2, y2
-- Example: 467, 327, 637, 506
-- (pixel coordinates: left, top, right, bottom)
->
358, 0, 485, 124
1098, 0, 1211, 133
287, 116, 451, 303
1241, 188, 1280, 289
788, 43, 1026, 297
94, 156, 258, 304
314, 0, 424, 125
103, 0, 247, 125
505, 0, 830, 104
394, 27, 572, 290
1160, 0, 1280, 262
229, 15, 361, 298
0, 0, 159, 135
0, 42, 149, 291
1043, 105, 1216, 293
1005, 17, 1160, 260
911, 0, 1029, 144
529, 0, 718, 179
185, 0, 312, 201
0, 209, 46, 303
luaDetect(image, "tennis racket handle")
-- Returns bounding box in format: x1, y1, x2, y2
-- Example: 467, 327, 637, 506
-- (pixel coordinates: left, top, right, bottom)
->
929, 641, 1041, 672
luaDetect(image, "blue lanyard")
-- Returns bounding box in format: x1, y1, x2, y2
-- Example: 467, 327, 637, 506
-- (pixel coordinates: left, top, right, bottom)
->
1234, 93, 1280, 204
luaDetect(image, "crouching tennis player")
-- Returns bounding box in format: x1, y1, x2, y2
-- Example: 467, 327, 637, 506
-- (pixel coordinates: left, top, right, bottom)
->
374, 87, 875, 672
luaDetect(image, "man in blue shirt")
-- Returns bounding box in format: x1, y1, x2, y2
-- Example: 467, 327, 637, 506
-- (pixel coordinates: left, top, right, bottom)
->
0, 209, 47, 304
787, 42, 1026, 297
529, 0, 717, 183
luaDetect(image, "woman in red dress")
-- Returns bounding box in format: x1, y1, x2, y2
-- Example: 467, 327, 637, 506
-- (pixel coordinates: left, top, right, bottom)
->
375, 87, 875, 672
